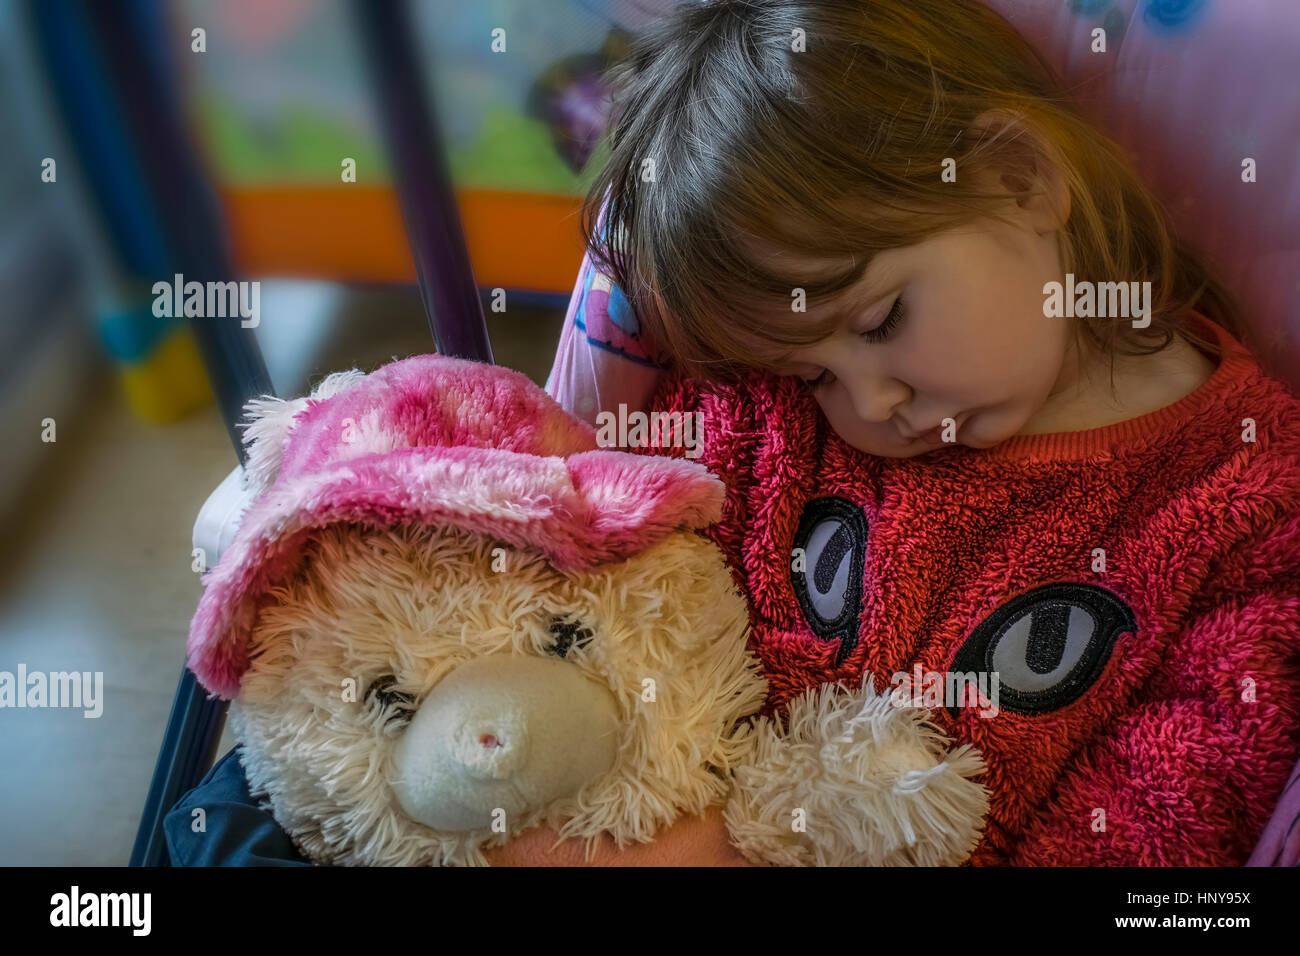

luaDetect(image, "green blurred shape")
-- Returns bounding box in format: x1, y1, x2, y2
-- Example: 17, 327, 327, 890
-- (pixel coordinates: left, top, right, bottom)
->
196, 92, 389, 184
196, 94, 611, 197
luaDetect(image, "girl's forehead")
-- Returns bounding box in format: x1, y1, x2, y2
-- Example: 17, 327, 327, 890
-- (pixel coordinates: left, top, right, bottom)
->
746, 228, 907, 282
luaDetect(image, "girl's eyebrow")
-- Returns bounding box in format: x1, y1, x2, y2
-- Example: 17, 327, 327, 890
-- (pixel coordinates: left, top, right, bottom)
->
768, 345, 822, 377
818, 282, 892, 329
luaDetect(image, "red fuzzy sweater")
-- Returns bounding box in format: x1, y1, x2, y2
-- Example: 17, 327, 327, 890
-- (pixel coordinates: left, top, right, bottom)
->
640, 314, 1300, 865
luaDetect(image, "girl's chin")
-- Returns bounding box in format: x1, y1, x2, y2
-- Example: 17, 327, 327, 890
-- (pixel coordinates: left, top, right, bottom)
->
859, 439, 961, 459
839, 414, 998, 457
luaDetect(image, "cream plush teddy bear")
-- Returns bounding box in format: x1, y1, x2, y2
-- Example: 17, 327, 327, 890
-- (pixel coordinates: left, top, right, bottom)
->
186, 355, 989, 866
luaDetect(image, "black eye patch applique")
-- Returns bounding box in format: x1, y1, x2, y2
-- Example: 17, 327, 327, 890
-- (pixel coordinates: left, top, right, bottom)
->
790, 497, 870, 666
947, 583, 1137, 718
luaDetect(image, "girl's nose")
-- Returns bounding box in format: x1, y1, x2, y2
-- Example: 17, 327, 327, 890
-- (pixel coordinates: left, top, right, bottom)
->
841, 370, 910, 425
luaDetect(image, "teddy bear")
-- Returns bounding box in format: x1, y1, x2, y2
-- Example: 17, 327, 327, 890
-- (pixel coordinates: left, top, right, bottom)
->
186, 354, 990, 866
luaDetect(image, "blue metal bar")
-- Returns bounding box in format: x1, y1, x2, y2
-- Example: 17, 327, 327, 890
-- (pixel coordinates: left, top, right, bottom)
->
129, 669, 228, 867
26, 0, 248, 866
24, 0, 171, 278
351, 0, 494, 364
46, 0, 275, 866
90, 0, 275, 452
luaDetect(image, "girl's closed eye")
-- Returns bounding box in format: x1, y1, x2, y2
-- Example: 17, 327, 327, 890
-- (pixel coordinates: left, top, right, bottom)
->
803, 297, 907, 391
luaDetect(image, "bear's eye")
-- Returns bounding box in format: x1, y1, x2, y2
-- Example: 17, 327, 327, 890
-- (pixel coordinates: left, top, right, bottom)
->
547, 616, 594, 659
364, 674, 416, 725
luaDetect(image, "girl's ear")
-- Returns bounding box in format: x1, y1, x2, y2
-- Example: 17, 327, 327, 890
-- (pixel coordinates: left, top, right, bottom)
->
239, 369, 369, 497
967, 108, 1071, 231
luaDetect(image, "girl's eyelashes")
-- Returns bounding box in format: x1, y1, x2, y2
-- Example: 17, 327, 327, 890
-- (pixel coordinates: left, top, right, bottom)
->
801, 297, 905, 391
861, 296, 905, 344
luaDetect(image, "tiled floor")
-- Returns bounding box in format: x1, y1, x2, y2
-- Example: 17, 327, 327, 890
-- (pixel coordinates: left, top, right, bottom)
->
0, 285, 564, 864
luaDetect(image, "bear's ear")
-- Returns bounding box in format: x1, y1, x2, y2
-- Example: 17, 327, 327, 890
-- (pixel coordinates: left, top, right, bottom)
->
238, 368, 368, 497
564, 450, 726, 555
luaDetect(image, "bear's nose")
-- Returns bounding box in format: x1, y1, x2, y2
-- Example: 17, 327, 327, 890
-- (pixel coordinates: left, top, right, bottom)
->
391, 654, 620, 832
449, 712, 530, 780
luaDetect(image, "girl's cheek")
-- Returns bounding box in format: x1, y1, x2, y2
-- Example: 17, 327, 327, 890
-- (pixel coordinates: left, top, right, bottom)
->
823, 396, 881, 446
816, 393, 851, 434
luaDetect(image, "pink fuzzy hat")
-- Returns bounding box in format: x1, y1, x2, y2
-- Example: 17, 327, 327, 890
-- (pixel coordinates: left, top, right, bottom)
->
187, 354, 724, 699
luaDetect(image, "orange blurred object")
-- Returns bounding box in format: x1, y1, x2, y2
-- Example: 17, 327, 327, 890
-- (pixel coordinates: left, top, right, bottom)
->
220, 186, 586, 294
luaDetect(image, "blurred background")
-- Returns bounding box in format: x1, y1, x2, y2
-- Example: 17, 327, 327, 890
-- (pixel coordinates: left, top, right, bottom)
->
0, 0, 678, 864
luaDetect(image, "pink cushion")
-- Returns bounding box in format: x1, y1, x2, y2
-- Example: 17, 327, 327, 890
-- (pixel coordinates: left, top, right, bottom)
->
984, 0, 1300, 388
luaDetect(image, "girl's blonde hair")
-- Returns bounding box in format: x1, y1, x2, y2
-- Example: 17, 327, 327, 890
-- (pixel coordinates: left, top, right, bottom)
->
581, 0, 1244, 383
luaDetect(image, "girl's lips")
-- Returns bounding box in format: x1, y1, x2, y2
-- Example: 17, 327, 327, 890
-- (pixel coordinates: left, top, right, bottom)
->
898, 414, 965, 444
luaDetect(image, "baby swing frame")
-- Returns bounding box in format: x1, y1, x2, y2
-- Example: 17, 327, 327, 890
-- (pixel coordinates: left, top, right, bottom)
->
123, 0, 491, 866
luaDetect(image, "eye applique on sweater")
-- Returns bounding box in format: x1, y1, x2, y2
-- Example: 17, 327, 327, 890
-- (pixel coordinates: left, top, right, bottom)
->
944, 581, 1136, 718
789, 495, 1138, 718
